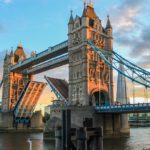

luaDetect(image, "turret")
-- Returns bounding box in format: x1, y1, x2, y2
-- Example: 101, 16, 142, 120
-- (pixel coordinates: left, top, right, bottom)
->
10, 47, 14, 64
4, 49, 9, 61
81, 3, 88, 28
82, 2, 87, 17
106, 15, 112, 37
68, 10, 74, 33
14, 43, 26, 63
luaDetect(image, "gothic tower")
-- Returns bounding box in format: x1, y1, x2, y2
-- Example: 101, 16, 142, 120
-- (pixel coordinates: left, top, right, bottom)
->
2, 44, 32, 112
68, 3, 114, 106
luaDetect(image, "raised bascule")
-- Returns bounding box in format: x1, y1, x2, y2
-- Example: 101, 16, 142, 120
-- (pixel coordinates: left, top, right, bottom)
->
0, 2, 150, 136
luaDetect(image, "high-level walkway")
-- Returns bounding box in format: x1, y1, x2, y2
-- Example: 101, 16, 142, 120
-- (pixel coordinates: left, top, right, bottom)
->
10, 40, 68, 72
95, 103, 150, 114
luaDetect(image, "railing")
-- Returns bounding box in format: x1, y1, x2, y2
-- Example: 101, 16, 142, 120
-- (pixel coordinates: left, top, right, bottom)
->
13, 81, 30, 116
95, 103, 150, 113
10, 40, 68, 71
24, 53, 68, 74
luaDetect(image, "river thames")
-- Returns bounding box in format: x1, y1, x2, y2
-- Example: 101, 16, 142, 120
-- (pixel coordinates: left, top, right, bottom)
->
0, 127, 150, 150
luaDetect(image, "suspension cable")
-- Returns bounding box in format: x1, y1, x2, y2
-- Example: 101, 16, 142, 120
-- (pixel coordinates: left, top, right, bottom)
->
145, 87, 148, 103
99, 62, 101, 106
132, 81, 135, 104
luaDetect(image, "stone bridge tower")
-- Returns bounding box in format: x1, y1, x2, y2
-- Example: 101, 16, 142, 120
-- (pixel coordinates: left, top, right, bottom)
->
68, 3, 114, 106
2, 44, 32, 112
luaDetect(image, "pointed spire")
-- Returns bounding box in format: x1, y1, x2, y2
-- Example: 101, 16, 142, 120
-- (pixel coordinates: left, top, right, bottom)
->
4, 49, 9, 60
17, 42, 23, 48
6, 49, 8, 55
82, 2, 87, 17
87, 0, 93, 8
69, 10, 74, 24
10, 47, 14, 57
106, 15, 112, 29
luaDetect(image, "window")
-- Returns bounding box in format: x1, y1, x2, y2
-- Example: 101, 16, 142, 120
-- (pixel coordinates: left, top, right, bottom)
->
89, 19, 94, 27
77, 72, 79, 78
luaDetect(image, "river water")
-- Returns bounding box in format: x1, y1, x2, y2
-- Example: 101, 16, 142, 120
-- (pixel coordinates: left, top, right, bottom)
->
0, 127, 150, 150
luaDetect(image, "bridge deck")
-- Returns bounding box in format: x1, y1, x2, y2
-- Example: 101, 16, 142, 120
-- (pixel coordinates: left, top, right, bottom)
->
45, 76, 68, 101
14, 81, 46, 119
95, 103, 150, 114
11, 40, 68, 72
23, 53, 68, 75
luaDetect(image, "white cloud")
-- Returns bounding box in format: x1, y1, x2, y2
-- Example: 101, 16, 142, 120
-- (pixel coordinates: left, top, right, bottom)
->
3, 0, 12, 4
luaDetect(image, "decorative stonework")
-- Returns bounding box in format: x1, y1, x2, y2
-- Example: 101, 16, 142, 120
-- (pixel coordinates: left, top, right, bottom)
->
2, 45, 32, 112
68, 4, 114, 106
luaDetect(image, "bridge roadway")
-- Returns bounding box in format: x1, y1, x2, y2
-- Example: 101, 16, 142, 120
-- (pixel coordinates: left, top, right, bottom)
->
10, 40, 68, 72
22, 53, 68, 74
95, 103, 150, 114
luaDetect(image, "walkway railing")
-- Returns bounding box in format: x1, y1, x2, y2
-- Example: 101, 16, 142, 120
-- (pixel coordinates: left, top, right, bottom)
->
95, 103, 150, 113
23, 53, 68, 74
10, 40, 68, 71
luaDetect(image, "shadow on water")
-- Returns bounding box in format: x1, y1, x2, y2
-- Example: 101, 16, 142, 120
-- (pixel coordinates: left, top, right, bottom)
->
0, 133, 55, 150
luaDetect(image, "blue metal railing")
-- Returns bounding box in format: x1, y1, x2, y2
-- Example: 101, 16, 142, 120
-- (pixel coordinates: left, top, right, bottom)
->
95, 103, 150, 113
13, 81, 30, 115
23, 53, 68, 74
10, 40, 68, 71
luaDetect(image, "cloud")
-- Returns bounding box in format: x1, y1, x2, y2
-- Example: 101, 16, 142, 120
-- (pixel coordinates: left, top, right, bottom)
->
130, 26, 150, 57
111, 0, 146, 32
3, 0, 12, 4
137, 55, 150, 69
110, 0, 146, 49
108, 0, 150, 70
0, 0, 12, 4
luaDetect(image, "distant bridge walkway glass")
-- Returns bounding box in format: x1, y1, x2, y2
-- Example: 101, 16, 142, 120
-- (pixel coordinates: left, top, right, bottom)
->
95, 103, 150, 113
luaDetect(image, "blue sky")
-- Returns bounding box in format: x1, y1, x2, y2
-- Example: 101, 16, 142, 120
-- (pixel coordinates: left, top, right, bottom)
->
0, 0, 150, 106
0, 0, 112, 51
0, 0, 150, 69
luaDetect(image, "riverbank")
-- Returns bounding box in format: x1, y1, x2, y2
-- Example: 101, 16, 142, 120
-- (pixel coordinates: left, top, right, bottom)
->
0, 127, 43, 133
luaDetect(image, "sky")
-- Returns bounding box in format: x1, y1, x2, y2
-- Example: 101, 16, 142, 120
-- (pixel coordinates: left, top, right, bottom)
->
0, 0, 150, 110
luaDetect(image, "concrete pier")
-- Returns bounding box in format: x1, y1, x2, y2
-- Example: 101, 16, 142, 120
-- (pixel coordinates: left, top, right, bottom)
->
44, 106, 130, 139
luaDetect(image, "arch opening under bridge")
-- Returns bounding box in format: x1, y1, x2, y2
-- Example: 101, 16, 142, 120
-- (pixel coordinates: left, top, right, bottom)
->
91, 90, 109, 106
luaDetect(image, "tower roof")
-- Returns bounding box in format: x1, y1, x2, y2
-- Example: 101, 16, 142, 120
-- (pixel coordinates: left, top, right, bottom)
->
10, 49, 14, 57
17, 43, 23, 48
4, 49, 9, 60
68, 10, 74, 24
14, 43, 26, 62
82, 2, 87, 17
106, 15, 112, 29
82, 2, 97, 19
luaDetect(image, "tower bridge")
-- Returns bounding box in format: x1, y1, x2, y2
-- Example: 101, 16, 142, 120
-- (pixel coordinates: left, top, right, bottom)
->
0, 2, 150, 136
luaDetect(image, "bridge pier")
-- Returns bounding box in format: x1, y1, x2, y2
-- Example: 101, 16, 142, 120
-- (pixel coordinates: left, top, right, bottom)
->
103, 113, 129, 137
44, 106, 130, 139
120, 114, 130, 136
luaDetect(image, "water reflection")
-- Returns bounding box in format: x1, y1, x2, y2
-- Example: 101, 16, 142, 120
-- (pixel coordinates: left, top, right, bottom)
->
0, 128, 149, 150
104, 127, 150, 150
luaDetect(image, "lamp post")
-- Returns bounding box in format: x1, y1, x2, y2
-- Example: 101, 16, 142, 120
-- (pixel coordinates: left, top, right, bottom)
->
27, 138, 32, 150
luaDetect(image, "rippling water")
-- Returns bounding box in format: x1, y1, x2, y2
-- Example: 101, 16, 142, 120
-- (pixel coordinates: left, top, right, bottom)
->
0, 127, 150, 150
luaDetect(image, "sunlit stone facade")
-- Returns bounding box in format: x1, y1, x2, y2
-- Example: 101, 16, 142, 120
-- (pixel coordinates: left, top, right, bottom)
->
2, 45, 32, 112
68, 3, 114, 106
